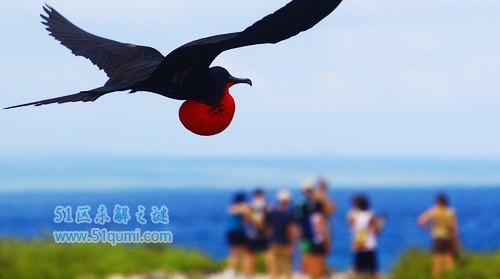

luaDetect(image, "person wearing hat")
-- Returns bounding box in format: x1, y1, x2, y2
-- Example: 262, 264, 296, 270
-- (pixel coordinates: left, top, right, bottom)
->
266, 189, 296, 279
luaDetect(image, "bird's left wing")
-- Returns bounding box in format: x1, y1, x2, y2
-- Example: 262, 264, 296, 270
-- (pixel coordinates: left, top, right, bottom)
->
145, 0, 343, 86
42, 5, 165, 81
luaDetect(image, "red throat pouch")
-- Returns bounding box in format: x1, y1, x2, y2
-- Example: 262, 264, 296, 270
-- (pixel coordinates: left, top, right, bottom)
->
178, 93, 235, 136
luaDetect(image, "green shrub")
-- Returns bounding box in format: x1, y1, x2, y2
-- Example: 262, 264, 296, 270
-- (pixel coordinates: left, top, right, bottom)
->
392, 248, 500, 279
0, 239, 223, 279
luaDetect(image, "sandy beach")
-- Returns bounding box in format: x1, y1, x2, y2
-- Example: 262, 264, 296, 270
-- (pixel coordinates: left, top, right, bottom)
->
106, 271, 390, 279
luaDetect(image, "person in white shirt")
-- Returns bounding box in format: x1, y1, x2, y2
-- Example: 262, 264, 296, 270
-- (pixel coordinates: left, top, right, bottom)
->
347, 194, 384, 278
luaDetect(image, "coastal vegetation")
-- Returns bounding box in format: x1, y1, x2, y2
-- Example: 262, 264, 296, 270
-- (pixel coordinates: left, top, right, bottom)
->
392, 248, 500, 279
1, 240, 499, 279
0, 239, 222, 278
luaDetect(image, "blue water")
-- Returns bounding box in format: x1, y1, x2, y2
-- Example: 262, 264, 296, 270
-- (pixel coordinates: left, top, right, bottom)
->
0, 187, 499, 272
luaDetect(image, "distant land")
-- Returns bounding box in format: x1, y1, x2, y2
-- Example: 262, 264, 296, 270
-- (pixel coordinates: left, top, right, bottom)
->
1, 156, 500, 191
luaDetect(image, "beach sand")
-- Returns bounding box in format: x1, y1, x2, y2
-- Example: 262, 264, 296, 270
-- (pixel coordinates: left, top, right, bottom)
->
107, 271, 389, 279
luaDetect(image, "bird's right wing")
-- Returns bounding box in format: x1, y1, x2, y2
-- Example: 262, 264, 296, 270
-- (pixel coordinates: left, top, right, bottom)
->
231, 0, 343, 47
145, 0, 343, 90
42, 5, 165, 80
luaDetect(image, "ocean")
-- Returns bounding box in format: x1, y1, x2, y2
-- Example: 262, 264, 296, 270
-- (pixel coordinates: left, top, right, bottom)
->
1, 187, 499, 272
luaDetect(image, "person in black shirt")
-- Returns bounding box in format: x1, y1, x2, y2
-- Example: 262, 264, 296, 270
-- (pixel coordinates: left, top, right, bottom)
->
266, 189, 296, 279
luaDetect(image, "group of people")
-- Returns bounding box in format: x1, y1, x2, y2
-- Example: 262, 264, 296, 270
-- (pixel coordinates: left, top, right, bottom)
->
225, 179, 459, 279
227, 180, 335, 278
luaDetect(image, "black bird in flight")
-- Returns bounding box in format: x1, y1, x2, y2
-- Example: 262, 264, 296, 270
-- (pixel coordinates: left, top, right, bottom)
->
6, 0, 344, 135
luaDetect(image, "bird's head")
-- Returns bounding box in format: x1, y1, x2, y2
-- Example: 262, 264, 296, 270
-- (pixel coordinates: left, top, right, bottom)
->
178, 66, 252, 136
210, 66, 252, 95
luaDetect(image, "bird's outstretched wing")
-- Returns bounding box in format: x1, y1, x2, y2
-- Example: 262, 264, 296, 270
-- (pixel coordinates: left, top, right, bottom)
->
146, 0, 343, 87
5, 6, 165, 109
232, 0, 344, 47
42, 5, 164, 81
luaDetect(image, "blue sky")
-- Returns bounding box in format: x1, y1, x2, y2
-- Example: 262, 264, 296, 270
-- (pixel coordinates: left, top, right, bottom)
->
1, 0, 500, 159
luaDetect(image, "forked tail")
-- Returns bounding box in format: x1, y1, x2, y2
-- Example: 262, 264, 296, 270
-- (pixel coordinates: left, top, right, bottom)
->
4, 82, 136, 109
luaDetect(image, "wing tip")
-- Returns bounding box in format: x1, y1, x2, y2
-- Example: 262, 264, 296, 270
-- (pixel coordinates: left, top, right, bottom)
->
43, 3, 53, 12
41, 4, 51, 15
40, 4, 52, 24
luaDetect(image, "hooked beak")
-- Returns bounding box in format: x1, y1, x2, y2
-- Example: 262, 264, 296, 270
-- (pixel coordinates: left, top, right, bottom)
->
228, 75, 252, 87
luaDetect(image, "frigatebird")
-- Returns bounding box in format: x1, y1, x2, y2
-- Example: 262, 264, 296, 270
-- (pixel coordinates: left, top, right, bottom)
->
6, 0, 344, 135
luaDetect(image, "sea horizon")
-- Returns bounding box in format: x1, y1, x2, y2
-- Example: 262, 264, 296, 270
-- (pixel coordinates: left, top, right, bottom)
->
2, 156, 500, 192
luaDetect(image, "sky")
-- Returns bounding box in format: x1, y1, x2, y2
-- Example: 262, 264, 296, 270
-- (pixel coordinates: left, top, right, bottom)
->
1, 0, 500, 159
